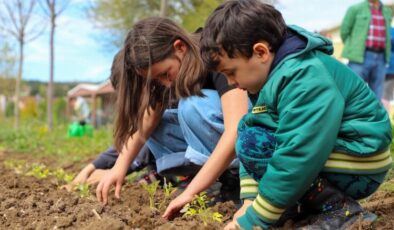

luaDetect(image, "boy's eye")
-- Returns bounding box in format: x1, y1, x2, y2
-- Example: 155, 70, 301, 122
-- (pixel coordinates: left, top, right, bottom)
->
226, 71, 235, 77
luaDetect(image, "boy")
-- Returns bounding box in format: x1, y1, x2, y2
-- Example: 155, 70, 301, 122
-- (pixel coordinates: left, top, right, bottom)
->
200, 0, 392, 229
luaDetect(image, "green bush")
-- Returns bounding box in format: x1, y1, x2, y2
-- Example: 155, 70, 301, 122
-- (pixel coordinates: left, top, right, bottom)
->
5, 101, 14, 117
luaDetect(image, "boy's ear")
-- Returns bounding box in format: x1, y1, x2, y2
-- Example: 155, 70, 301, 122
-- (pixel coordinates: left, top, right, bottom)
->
253, 42, 271, 62
173, 39, 187, 54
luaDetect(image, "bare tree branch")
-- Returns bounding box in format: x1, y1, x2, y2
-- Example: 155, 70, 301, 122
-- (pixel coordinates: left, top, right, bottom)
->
37, 0, 51, 16
56, 0, 71, 17
0, 0, 44, 129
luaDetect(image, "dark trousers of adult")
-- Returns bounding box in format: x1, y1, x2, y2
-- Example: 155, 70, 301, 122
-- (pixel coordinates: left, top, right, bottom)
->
348, 49, 386, 100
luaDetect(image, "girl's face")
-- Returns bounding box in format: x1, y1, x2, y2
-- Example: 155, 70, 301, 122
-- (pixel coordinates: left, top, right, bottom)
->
140, 39, 187, 88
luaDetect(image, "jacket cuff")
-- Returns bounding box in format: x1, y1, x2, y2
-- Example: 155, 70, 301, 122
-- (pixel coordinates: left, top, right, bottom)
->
240, 177, 259, 200
236, 205, 271, 230
237, 194, 286, 229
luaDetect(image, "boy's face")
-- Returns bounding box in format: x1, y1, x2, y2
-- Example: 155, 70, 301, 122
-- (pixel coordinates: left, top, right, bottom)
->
217, 42, 274, 94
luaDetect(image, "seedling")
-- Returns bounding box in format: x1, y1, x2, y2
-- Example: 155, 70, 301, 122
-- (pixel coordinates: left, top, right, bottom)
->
26, 164, 50, 179
3, 159, 27, 174
51, 168, 74, 184
76, 183, 91, 198
142, 180, 160, 209
159, 178, 176, 210
182, 192, 223, 226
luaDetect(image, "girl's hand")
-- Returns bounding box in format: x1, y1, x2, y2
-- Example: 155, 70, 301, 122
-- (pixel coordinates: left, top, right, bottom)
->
87, 169, 109, 185
224, 221, 241, 230
162, 191, 194, 220
233, 199, 253, 221
62, 163, 95, 192
95, 168, 125, 204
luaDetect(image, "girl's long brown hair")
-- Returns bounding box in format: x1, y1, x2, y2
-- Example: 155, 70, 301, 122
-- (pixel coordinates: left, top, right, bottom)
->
114, 17, 206, 151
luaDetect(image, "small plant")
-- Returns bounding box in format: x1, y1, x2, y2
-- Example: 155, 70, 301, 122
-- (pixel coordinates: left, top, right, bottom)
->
159, 178, 176, 210
51, 168, 74, 185
125, 170, 145, 184
182, 192, 223, 226
76, 183, 91, 198
142, 180, 160, 209
3, 159, 27, 174
25, 164, 50, 179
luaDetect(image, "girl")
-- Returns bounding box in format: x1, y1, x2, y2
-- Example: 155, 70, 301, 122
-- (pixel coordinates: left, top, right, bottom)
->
95, 17, 249, 217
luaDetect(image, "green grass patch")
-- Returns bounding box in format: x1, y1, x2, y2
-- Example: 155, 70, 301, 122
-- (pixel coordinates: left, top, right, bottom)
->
0, 118, 112, 165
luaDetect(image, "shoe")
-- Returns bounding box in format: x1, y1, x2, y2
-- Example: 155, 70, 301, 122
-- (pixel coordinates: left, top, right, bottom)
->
137, 169, 164, 185
294, 178, 377, 230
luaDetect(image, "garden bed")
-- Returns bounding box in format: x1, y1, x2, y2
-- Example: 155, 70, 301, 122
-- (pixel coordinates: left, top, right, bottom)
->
0, 151, 393, 230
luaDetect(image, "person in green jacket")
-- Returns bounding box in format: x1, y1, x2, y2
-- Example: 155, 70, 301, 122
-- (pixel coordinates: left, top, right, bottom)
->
200, 0, 392, 229
341, 0, 392, 100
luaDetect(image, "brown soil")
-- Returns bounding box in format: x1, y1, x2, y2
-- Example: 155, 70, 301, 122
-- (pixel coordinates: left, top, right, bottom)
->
348, 191, 394, 230
0, 151, 393, 229
0, 152, 236, 229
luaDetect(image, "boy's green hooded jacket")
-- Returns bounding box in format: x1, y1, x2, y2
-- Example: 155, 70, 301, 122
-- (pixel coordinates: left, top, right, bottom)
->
237, 25, 392, 228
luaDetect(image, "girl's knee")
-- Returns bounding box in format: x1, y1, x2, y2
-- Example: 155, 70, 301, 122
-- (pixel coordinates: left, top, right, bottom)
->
178, 92, 222, 128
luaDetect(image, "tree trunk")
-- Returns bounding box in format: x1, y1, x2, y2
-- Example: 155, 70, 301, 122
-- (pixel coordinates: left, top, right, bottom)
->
160, 0, 168, 17
47, 10, 55, 132
14, 39, 24, 129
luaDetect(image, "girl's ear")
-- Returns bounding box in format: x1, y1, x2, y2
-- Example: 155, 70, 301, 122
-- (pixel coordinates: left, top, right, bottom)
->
173, 39, 187, 54
253, 42, 271, 62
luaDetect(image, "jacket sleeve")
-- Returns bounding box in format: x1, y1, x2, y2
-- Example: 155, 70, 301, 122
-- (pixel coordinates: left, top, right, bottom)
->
239, 163, 259, 200
340, 6, 356, 42
237, 65, 345, 229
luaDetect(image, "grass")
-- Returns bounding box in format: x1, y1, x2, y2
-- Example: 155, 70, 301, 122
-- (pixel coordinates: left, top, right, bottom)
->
0, 118, 112, 165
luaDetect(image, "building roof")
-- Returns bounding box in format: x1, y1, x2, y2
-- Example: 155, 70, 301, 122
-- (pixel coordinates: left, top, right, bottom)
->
67, 80, 114, 98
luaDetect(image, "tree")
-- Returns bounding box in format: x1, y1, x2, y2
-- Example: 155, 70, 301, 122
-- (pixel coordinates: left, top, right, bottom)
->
180, 0, 223, 32
160, 0, 168, 17
0, 0, 44, 128
88, 0, 191, 50
0, 41, 16, 78
38, 0, 70, 131
0, 41, 16, 97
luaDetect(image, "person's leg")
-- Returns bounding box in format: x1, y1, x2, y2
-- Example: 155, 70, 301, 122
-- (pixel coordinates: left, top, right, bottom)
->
321, 171, 388, 200
146, 108, 189, 174
92, 145, 150, 174
177, 89, 232, 166
348, 60, 370, 84
368, 52, 386, 100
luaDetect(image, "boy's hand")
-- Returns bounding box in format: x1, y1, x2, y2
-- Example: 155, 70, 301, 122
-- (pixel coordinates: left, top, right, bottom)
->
95, 168, 125, 204
162, 191, 194, 220
233, 199, 253, 221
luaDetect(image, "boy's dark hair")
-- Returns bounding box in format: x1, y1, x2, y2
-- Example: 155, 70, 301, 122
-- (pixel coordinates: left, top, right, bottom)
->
109, 48, 124, 90
200, 0, 287, 70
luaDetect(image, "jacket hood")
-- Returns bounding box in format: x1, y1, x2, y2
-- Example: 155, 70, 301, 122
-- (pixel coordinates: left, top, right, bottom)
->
270, 25, 334, 74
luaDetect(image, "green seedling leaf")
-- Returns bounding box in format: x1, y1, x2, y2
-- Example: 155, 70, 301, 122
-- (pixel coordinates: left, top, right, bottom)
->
142, 180, 160, 209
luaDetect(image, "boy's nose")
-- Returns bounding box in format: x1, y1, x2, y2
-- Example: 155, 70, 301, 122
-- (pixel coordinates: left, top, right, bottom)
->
227, 78, 237, 85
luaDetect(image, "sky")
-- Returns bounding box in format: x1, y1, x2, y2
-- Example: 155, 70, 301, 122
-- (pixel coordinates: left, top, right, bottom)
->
12, 0, 394, 83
